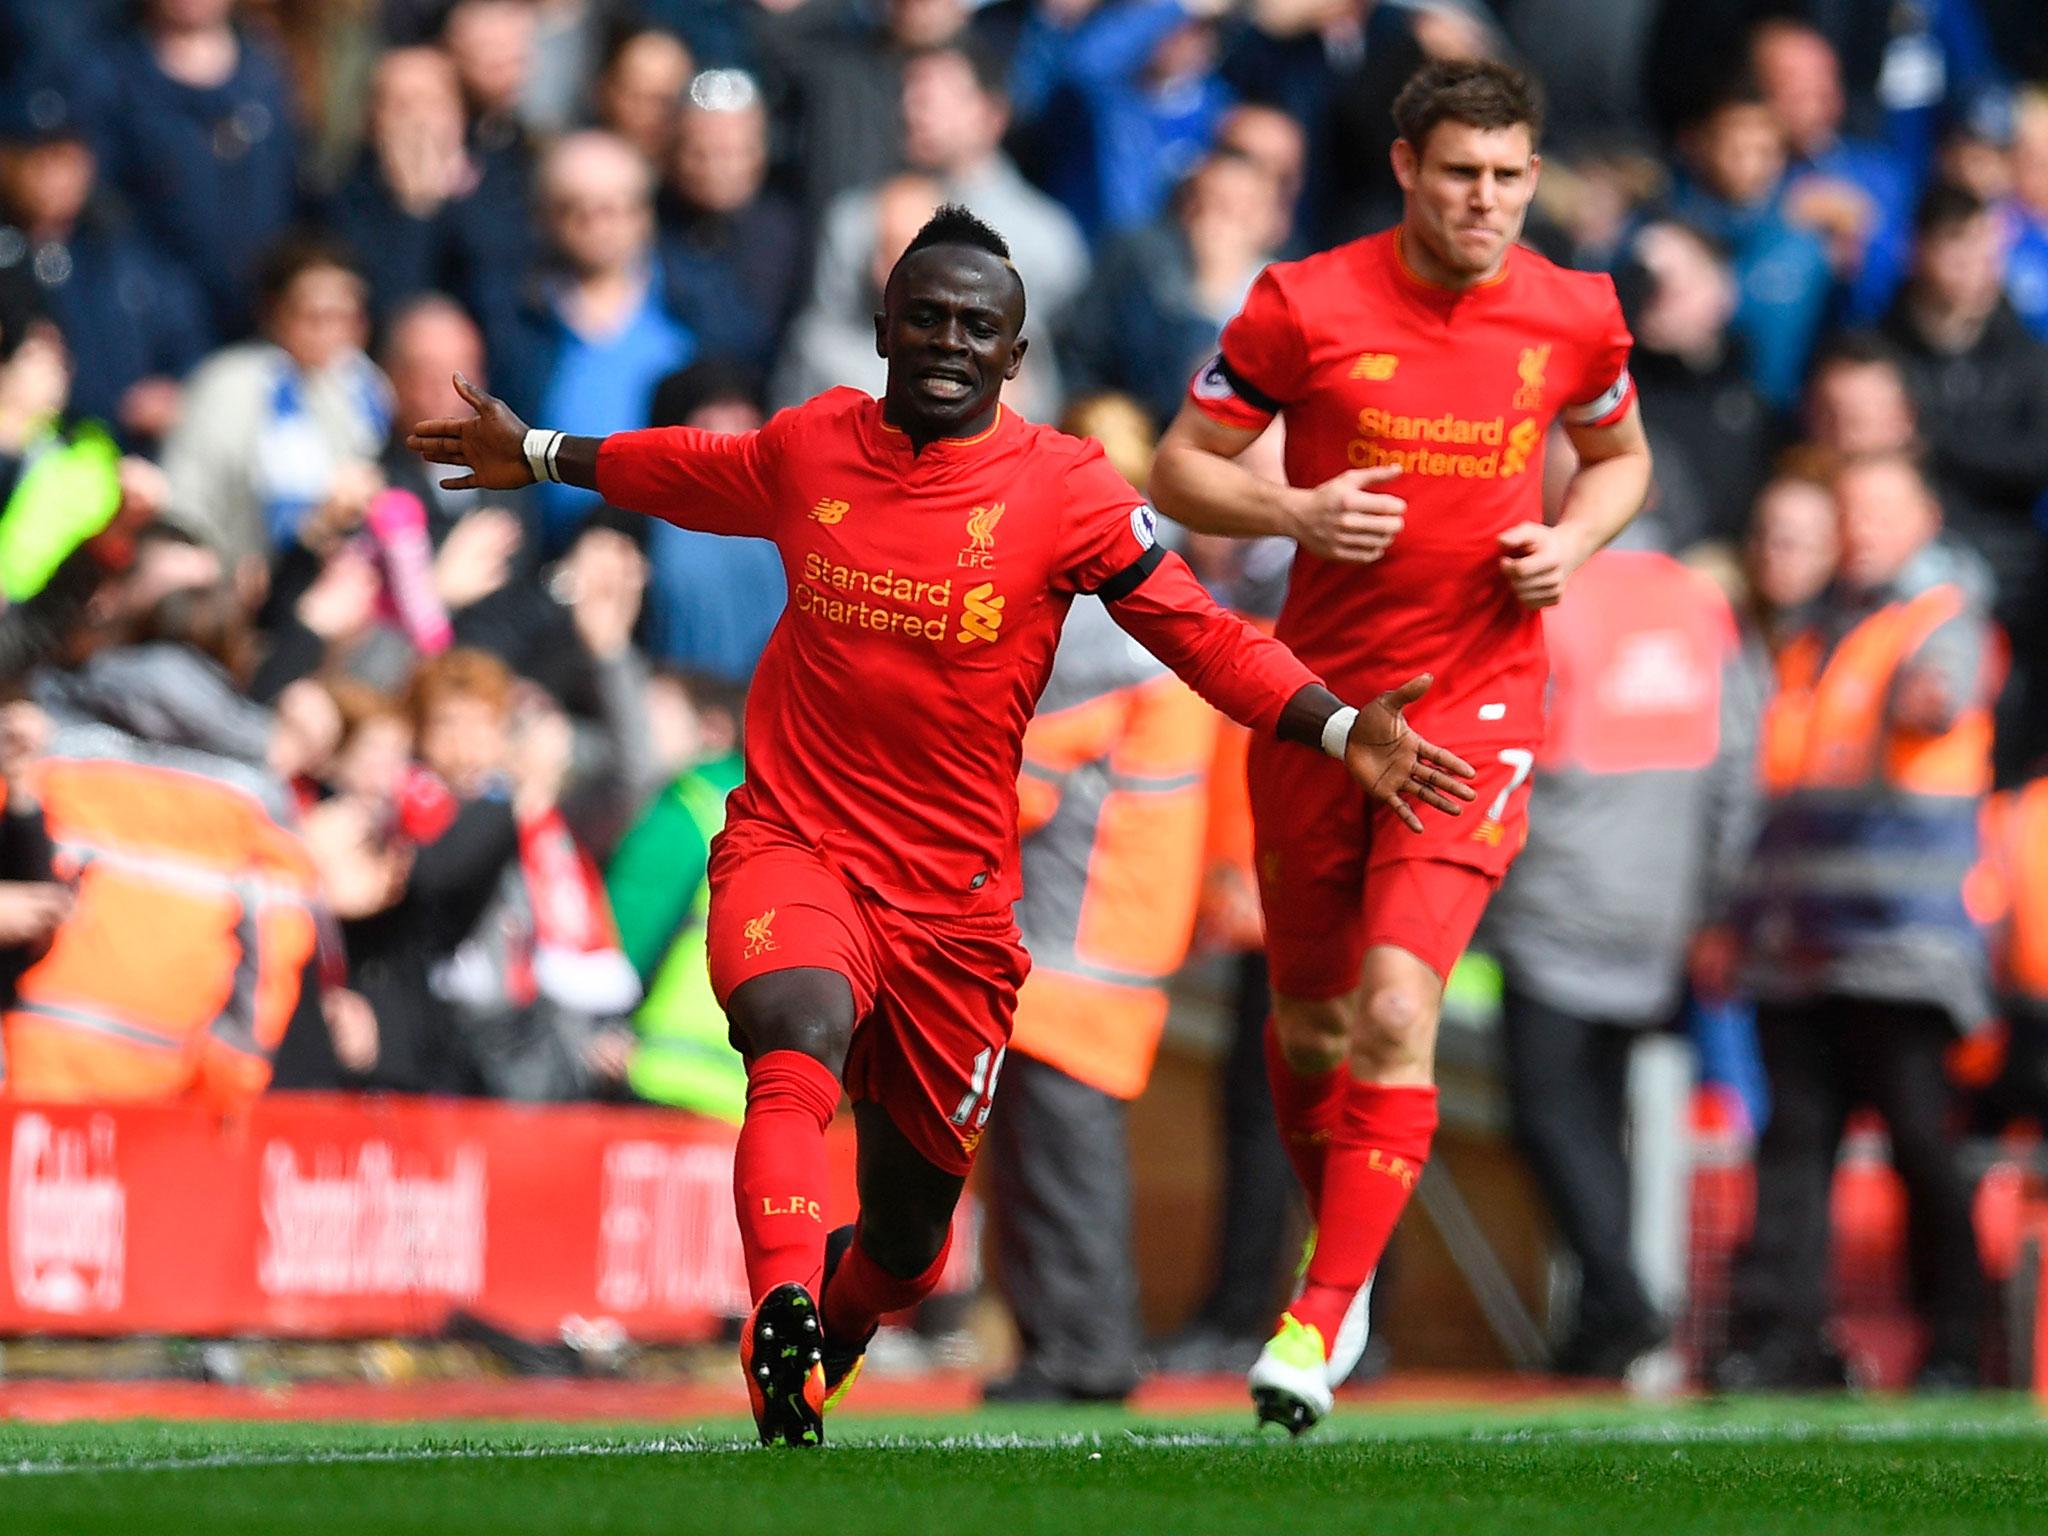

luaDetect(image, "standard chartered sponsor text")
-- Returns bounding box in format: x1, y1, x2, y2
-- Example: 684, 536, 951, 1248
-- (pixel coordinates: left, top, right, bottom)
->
799, 552, 954, 640
1346, 409, 1540, 479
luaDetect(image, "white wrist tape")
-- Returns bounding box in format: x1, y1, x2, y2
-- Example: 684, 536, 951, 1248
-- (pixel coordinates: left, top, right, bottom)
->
523, 428, 564, 484
1320, 705, 1360, 760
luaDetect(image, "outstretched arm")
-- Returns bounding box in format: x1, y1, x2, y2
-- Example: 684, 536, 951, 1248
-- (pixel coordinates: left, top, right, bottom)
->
408, 374, 778, 535
408, 373, 600, 491
1102, 552, 1475, 832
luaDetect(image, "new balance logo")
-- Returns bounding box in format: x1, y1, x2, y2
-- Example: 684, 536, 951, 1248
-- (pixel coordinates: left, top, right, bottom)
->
958, 583, 1004, 644
1350, 352, 1399, 381
809, 497, 851, 525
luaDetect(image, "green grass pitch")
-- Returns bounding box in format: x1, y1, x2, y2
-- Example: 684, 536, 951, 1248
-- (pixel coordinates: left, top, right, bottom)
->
3, 1397, 2044, 1535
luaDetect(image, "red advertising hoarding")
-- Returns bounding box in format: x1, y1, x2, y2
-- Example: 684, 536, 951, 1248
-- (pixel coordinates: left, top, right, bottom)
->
0, 1095, 976, 1340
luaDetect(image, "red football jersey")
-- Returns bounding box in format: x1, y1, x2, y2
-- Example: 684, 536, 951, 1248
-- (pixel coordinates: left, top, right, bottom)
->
1190, 229, 1635, 751
597, 388, 1318, 917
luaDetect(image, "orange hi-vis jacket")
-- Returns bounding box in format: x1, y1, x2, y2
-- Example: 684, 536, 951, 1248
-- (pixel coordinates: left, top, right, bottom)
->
1743, 573, 1993, 1028
1, 730, 318, 1111
1011, 602, 1218, 1100
1970, 778, 2048, 1013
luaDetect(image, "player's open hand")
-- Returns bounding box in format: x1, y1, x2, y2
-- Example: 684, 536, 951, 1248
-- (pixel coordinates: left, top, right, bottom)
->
1288, 466, 1405, 564
1497, 521, 1585, 609
406, 373, 534, 491
1343, 674, 1477, 833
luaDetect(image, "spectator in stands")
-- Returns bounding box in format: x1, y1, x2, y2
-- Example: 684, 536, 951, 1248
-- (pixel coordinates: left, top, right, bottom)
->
1881, 181, 2048, 622
659, 69, 805, 372
1620, 220, 1770, 548
445, 0, 537, 158
1220, 0, 1440, 249
986, 561, 1219, 1404
1743, 472, 1841, 653
2004, 90, 2048, 338
1215, 102, 1310, 250
1061, 148, 1289, 431
440, 0, 542, 323
593, 26, 694, 170
1804, 333, 1921, 460
325, 46, 527, 332
1721, 451, 1995, 1392
607, 667, 748, 1122
1668, 80, 1834, 411
89, 0, 300, 340
640, 360, 785, 682
484, 130, 695, 551
0, 74, 207, 445
376, 294, 538, 561
753, 0, 971, 212
161, 238, 391, 571
432, 678, 643, 1102
339, 647, 524, 1095
1482, 518, 1762, 1381
38, 580, 339, 792
1751, 18, 1916, 326
1010, 0, 1235, 238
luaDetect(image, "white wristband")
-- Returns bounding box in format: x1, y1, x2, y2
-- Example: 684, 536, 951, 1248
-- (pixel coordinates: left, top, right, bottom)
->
1320, 705, 1359, 760
523, 428, 564, 484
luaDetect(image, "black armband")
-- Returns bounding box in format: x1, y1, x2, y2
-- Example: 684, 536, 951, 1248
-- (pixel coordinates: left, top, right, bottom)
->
1093, 542, 1166, 603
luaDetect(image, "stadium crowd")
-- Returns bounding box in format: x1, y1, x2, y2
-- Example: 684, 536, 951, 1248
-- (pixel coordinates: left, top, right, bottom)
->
1, 0, 2047, 1395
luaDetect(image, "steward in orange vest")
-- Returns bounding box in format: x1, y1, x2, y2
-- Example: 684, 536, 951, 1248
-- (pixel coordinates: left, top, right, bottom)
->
0, 724, 318, 1112
1721, 451, 1993, 1390
1740, 477, 1995, 1032
985, 595, 1217, 1403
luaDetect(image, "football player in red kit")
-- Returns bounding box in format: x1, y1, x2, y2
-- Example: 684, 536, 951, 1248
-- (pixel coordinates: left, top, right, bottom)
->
1152, 60, 1654, 1432
411, 205, 1476, 1446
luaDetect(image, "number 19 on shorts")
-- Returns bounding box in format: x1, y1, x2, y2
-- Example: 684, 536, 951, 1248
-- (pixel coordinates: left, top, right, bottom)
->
950, 1046, 1006, 1130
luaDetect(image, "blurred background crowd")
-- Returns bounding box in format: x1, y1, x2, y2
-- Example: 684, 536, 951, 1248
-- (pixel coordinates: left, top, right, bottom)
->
2, 0, 2047, 1400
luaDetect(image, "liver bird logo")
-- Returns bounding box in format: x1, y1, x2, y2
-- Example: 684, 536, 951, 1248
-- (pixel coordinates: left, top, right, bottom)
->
965, 502, 1006, 553
1514, 345, 1551, 410
742, 910, 778, 957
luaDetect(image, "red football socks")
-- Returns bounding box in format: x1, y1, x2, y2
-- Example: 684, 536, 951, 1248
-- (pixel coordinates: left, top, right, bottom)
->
1264, 1017, 1348, 1207
733, 1050, 841, 1301
822, 1224, 953, 1344
1289, 1081, 1440, 1348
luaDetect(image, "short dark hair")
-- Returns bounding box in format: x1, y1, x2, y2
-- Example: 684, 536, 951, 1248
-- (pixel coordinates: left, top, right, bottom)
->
1915, 179, 1989, 238
903, 203, 1012, 264
1808, 330, 1906, 382
895, 204, 1025, 322
1391, 59, 1544, 153
256, 234, 364, 316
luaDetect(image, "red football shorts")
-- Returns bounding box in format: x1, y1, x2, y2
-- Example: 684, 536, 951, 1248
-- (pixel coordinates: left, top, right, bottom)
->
1247, 733, 1534, 998
705, 826, 1031, 1176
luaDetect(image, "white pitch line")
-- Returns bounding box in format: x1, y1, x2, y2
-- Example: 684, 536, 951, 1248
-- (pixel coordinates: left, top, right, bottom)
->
0, 1437, 718, 1479
2, 1417, 2042, 1478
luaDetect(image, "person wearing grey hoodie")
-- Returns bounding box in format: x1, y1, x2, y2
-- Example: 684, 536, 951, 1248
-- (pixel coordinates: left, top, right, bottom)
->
1480, 515, 1763, 1379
